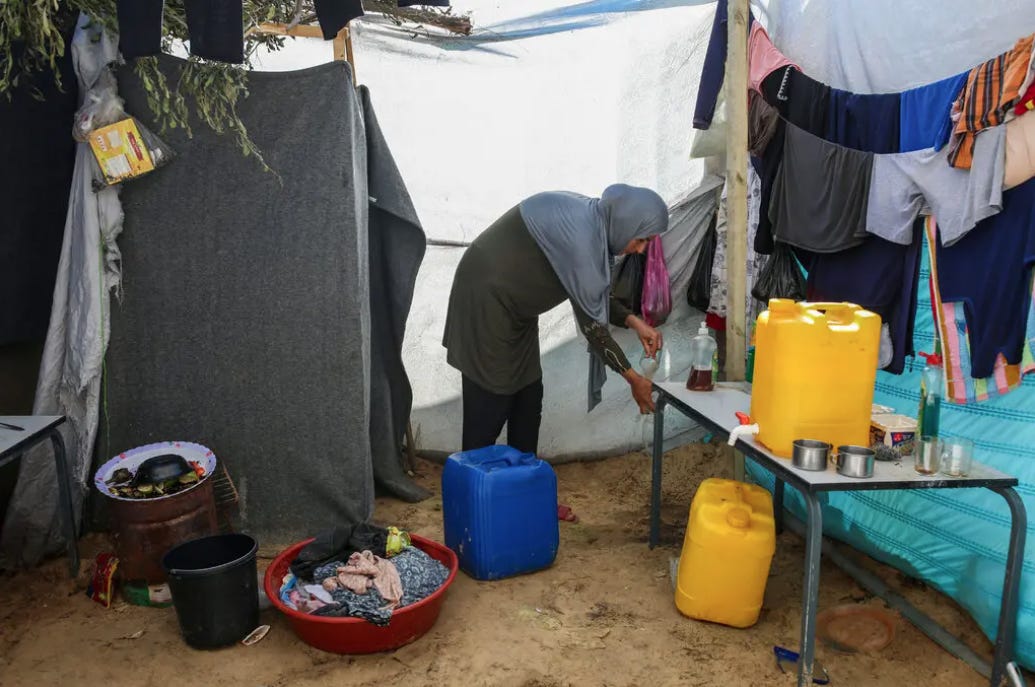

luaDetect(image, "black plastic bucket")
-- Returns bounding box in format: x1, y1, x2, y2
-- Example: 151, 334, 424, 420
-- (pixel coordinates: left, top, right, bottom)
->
163, 533, 259, 649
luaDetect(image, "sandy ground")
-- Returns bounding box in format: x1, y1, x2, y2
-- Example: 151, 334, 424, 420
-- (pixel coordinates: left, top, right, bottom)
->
0, 444, 1012, 687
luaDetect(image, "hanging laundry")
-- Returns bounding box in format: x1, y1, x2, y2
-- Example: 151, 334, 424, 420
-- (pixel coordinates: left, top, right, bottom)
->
693, 0, 729, 130
183, 0, 245, 64
867, 126, 1005, 247
948, 34, 1035, 169
761, 67, 831, 138
314, 0, 365, 40
1014, 82, 1035, 116
748, 21, 799, 93
116, 0, 164, 59
799, 223, 923, 374
748, 90, 780, 156
825, 88, 901, 153
899, 72, 968, 152
399, 0, 451, 6
768, 122, 872, 253
750, 114, 785, 256
1005, 110, 1035, 190
936, 178, 1035, 378
708, 171, 767, 332
924, 219, 1035, 402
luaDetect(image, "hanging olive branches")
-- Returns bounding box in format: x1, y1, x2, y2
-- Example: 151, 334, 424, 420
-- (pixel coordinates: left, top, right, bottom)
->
0, 0, 76, 96
1, 0, 471, 173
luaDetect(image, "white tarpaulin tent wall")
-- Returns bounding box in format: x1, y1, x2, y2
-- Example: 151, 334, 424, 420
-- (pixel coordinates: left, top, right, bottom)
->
252, 0, 725, 459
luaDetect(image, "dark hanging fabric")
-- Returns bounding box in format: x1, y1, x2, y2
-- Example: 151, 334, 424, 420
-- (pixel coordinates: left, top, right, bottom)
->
314, 0, 365, 40
290, 523, 389, 580
117, 0, 165, 58
692, 0, 754, 130
761, 66, 830, 138
184, 0, 245, 64
825, 88, 901, 154
801, 221, 924, 374
937, 178, 1035, 378
0, 28, 78, 346
751, 109, 786, 256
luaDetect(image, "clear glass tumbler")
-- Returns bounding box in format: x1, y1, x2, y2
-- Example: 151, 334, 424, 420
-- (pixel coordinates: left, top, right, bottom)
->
915, 436, 941, 475
940, 437, 974, 477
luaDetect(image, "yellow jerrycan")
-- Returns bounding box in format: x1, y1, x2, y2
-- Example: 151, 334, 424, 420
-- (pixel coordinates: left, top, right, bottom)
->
674, 479, 775, 628
751, 300, 881, 458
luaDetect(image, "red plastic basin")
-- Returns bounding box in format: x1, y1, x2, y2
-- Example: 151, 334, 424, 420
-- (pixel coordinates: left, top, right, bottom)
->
263, 534, 458, 654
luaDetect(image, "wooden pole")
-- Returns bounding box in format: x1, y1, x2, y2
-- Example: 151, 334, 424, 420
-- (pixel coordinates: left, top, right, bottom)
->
724, 0, 749, 383
255, 22, 356, 82
332, 26, 355, 81
725, 0, 750, 482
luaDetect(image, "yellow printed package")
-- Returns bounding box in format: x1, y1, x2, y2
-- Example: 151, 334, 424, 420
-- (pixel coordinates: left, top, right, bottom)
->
87, 118, 157, 186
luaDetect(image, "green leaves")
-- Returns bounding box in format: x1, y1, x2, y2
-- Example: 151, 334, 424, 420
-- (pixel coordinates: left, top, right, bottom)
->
2, 1, 306, 175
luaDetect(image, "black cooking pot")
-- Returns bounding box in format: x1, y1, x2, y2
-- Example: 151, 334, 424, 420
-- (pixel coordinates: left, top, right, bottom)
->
131, 454, 193, 486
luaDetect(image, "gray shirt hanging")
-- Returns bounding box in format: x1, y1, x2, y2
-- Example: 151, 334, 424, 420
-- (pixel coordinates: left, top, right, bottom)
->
867, 125, 1006, 246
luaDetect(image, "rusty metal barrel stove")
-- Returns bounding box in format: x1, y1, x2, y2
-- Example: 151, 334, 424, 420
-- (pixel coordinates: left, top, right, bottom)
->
94, 442, 220, 585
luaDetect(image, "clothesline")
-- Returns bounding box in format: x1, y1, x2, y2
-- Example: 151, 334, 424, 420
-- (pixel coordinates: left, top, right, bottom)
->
693, 3, 1035, 399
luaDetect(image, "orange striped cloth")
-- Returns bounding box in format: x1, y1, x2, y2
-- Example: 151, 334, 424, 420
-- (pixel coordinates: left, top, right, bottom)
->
948, 33, 1035, 169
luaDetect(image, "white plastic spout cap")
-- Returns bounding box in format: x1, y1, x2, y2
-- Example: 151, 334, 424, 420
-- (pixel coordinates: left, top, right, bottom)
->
698, 323, 709, 336
727, 423, 759, 446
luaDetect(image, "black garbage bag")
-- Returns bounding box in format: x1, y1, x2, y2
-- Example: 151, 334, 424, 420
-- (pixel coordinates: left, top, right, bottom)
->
611, 252, 646, 315
751, 242, 806, 304
687, 214, 717, 311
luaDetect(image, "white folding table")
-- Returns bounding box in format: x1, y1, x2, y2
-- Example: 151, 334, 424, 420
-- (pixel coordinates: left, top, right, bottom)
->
650, 383, 1026, 687
0, 416, 78, 577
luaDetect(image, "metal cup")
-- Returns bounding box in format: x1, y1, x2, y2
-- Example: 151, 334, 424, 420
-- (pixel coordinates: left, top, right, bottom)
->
836, 446, 875, 478
792, 440, 832, 471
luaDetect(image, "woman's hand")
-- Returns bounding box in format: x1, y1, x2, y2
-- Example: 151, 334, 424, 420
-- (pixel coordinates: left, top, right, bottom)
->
625, 314, 663, 358
623, 369, 655, 414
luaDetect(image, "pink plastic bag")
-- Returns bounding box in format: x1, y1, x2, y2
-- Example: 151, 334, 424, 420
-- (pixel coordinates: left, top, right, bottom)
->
641, 236, 672, 326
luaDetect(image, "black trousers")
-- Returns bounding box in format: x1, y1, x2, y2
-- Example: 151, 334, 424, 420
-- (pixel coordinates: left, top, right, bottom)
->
461, 376, 544, 455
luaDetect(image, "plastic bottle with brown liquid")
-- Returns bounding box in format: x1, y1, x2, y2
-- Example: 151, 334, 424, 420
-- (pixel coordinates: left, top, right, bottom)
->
687, 323, 717, 391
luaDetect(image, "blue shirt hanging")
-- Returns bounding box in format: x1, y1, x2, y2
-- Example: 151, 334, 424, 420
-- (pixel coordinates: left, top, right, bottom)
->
899, 72, 968, 152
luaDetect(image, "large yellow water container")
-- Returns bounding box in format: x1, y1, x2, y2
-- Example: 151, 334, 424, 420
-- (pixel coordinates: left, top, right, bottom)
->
751, 300, 881, 458
674, 479, 776, 628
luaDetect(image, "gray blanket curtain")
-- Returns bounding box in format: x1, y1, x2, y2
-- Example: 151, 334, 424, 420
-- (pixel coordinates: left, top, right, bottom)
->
96, 56, 427, 544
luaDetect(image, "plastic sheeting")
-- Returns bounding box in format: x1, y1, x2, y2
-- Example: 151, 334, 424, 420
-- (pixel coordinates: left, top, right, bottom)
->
249, 2, 720, 458
0, 16, 125, 568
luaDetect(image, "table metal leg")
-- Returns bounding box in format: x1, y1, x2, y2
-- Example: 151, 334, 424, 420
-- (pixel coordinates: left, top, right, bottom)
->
649, 395, 667, 549
50, 429, 79, 578
774, 478, 785, 535
989, 487, 1028, 687
797, 491, 824, 687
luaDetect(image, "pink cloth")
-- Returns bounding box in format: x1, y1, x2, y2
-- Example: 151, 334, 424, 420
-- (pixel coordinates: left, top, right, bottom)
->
336, 551, 403, 608
748, 21, 798, 93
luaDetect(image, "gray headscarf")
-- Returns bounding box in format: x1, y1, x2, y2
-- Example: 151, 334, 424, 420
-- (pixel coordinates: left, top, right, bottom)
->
519, 184, 669, 411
